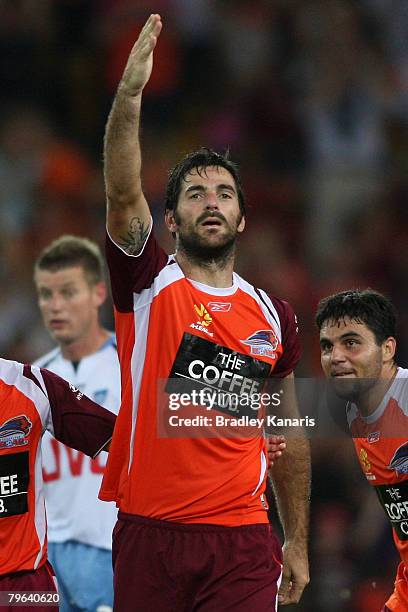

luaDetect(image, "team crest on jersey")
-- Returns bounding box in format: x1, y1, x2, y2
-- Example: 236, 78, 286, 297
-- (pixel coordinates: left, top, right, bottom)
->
240, 330, 278, 358
388, 442, 408, 476
190, 304, 214, 337
0, 415, 32, 449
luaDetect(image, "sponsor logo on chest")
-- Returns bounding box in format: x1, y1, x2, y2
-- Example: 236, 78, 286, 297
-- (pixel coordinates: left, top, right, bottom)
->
359, 448, 376, 481
207, 302, 231, 313
190, 304, 214, 337
166, 333, 271, 417
376, 481, 408, 540
0, 451, 29, 517
367, 431, 380, 444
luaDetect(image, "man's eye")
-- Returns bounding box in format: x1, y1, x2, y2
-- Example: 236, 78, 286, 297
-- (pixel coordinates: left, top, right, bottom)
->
190, 193, 201, 199
346, 340, 358, 347
220, 193, 232, 199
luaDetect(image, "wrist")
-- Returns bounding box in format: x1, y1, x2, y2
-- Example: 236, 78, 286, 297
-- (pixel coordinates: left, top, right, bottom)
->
283, 536, 308, 549
117, 81, 143, 99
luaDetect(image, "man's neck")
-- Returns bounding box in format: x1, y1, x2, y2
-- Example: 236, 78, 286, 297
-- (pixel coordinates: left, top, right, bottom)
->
357, 363, 399, 417
175, 250, 235, 288
60, 327, 111, 362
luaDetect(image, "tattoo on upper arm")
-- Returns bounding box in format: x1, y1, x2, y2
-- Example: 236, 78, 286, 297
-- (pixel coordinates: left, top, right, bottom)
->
117, 217, 150, 255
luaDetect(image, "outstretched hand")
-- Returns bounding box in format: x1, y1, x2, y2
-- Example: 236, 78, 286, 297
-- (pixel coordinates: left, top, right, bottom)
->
120, 14, 162, 96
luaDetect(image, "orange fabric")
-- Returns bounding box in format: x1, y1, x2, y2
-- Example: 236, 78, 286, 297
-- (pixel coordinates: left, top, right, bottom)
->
384, 562, 408, 611
351, 397, 408, 610
0, 381, 46, 574
100, 278, 285, 525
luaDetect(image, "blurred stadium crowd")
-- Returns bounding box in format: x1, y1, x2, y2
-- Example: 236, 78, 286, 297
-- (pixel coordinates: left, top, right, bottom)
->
1, 1, 407, 610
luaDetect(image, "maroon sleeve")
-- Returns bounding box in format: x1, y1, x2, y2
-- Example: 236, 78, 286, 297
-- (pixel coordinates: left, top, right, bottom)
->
105, 227, 169, 312
25, 366, 116, 457
269, 297, 301, 378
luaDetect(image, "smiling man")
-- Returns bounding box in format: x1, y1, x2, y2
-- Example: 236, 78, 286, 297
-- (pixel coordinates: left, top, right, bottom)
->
316, 289, 408, 612
100, 13, 310, 612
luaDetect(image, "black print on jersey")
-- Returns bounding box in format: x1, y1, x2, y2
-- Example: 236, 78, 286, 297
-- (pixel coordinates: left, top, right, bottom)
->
166, 332, 271, 418
0, 451, 29, 518
375, 481, 408, 541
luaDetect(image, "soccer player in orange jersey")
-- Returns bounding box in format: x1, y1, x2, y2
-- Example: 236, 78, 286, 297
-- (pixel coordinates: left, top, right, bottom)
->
101, 14, 310, 611
0, 359, 115, 611
316, 289, 408, 612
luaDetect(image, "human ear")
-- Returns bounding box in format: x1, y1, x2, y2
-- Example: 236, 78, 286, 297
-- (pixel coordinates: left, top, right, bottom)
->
382, 336, 396, 363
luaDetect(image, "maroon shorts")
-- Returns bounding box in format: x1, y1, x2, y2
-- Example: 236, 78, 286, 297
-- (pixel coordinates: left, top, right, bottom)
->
113, 512, 282, 612
0, 561, 58, 612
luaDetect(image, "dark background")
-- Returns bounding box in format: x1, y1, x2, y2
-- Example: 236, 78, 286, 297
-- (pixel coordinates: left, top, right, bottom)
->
1, 1, 407, 609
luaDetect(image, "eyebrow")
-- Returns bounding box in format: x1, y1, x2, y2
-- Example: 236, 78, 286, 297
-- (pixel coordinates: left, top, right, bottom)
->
319, 331, 363, 346
184, 183, 236, 194
38, 282, 76, 290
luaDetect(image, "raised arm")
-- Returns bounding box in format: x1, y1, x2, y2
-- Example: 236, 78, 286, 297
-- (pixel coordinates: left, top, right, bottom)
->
104, 14, 162, 254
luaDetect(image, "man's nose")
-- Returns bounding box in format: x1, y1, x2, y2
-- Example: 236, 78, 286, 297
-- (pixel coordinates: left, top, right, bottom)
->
330, 345, 346, 364
49, 295, 63, 311
205, 192, 219, 210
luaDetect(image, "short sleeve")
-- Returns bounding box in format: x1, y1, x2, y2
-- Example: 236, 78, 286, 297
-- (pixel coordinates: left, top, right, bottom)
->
40, 368, 116, 457
105, 223, 169, 312
270, 298, 301, 378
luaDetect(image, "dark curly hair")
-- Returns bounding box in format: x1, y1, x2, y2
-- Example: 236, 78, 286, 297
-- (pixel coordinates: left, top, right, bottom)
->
315, 289, 397, 346
165, 148, 246, 216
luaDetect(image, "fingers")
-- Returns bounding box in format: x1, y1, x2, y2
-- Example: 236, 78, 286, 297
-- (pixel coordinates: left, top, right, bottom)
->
140, 13, 161, 38
271, 434, 285, 442
140, 14, 162, 46
130, 14, 162, 58
118, 13, 163, 95
266, 435, 286, 453
268, 434, 286, 446
278, 578, 307, 605
266, 435, 286, 468
278, 564, 293, 605
288, 581, 306, 604
278, 554, 309, 605
270, 442, 286, 452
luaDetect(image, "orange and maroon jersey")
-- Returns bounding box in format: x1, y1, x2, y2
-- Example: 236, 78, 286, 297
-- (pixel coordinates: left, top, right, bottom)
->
348, 368, 408, 612
0, 358, 115, 576
100, 227, 301, 526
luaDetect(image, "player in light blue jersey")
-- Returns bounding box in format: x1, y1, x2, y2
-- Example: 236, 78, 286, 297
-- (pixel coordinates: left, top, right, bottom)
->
33, 235, 121, 612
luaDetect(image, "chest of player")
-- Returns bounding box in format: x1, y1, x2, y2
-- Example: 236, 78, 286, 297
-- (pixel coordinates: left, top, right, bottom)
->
0, 384, 42, 518
147, 280, 282, 366
354, 437, 408, 485
143, 282, 284, 407
354, 438, 408, 541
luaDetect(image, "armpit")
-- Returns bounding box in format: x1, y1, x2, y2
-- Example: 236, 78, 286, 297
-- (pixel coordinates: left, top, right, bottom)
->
116, 216, 151, 255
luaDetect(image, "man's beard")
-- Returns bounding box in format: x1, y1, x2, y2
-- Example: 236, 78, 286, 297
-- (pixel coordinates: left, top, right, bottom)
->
329, 349, 384, 403
330, 377, 378, 402
175, 212, 240, 267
